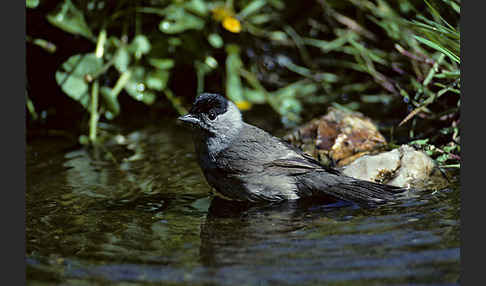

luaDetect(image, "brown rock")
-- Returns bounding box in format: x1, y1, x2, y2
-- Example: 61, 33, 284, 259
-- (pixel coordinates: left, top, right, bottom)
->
284, 107, 387, 167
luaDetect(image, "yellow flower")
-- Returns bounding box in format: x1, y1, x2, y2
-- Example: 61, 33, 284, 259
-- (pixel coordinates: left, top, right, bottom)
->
212, 5, 242, 34
222, 16, 242, 33
235, 101, 252, 110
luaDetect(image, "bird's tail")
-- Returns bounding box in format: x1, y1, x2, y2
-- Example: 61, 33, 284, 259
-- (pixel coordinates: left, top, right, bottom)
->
335, 179, 407, 206
298, 172, 408, 206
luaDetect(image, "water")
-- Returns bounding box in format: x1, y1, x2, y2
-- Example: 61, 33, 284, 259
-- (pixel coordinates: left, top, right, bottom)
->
26, 115, 460, 285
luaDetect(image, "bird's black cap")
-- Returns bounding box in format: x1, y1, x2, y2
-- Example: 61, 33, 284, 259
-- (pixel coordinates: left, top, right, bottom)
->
189, 93, 228, 117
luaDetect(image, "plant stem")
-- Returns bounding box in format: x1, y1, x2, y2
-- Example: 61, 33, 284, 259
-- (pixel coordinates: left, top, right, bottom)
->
95, 29, 107, 58
112, 70, 132, 97
423, 53, 444, 86
26, 91, 38, 120
164, 89, 187, 115
89, 80, 99, 143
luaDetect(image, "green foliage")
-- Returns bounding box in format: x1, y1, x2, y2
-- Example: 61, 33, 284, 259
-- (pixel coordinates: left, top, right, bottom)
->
26, 0, 39, 9
158, 4, 206, 34
55, 53, 103, 109
46, 0, 95, 41
409, 0, 460, 64
27, 0, 460, 168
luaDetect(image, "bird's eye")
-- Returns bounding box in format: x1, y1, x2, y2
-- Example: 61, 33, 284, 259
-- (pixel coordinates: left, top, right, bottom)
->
208, 111, 216, 120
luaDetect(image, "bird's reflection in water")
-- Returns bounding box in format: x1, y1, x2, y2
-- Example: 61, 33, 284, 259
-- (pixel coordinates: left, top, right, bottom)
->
199, 196, 354, 267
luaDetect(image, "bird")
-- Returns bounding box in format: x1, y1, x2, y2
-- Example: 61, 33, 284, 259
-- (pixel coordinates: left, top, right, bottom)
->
178, 93, 406, 206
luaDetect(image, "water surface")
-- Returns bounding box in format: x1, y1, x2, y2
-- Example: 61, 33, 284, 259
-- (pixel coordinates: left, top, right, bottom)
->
26, 115, 460, 285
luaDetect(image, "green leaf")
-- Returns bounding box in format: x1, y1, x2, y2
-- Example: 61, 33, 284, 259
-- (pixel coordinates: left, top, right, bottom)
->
28, 37, 57, 53
248, 14, 272, 25
59, 53, 103, 77
55, 71, 89, 106
184, 0, 208, 16
268, 0, 285, 10
128, 35, 151, 58
274, 81, 318, 99
26, 0, 39, 8
26, 93, 38, 120
208, 33, 223, 49
268, 81, 317, 122
410, 138, 430, 146
204, 56, 218, 69
46, 0, 94, 41
280, 97, 302, 114
225, 45, 244, 103
238, 0, 267, 19
148, 58, 175, 70
443, 144, 457, 153
269, 31, 288, 41
436, 153, 450, 163
243, 88, 266, 103
303, 35, 351, 53
55, 53, 103, 109
414, 35, 460, 64
100, 87, 121, 116
113, 47, 131, 73
79, 135, 89, 145
146, 70, 170, 91
124, 67, 157, 105
159, 6, 205, 34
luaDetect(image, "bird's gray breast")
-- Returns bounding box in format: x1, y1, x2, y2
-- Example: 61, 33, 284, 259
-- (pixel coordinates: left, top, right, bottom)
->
194, 138, 246, 200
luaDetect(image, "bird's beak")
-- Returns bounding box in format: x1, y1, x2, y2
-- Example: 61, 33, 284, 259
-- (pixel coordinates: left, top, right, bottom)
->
177, 113, 200, 126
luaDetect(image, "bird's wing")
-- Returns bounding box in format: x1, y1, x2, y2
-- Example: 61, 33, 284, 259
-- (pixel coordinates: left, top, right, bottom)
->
271, 139, 343, 176
263, 153, 343, 177
235, 123, 342, 175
